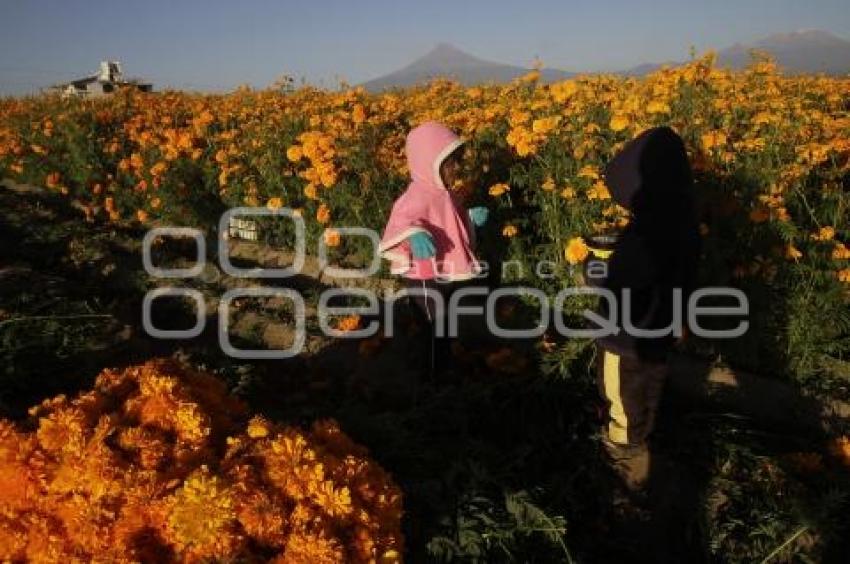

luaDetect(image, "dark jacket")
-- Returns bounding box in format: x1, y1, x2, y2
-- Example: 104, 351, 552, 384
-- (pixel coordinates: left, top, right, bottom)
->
594, 127, 701, 361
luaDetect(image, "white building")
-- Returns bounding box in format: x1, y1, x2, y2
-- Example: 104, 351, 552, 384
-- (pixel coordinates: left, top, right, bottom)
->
48, 61, 152, 98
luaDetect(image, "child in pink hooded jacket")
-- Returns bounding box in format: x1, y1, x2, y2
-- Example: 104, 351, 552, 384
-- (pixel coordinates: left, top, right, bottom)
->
379, 121, 489, 377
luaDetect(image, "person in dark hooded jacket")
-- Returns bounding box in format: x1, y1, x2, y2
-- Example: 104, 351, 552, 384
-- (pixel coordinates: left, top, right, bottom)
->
586, 126, 701, 490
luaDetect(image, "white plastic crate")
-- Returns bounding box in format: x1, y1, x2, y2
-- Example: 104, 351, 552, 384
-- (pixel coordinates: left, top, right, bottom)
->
228, 217, 259, 241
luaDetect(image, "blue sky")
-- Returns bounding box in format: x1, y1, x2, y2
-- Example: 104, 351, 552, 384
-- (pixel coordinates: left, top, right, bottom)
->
1, 0, 849, 94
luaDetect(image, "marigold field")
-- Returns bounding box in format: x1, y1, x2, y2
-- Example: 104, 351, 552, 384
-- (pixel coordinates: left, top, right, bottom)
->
2, 53, 850, 562
2, 54, 849, 382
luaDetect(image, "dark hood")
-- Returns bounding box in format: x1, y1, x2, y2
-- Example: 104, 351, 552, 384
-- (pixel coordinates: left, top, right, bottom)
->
604, 126, 693, 213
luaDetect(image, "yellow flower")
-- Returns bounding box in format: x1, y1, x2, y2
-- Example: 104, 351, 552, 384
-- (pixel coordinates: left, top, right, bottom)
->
150, 161, 168, 177
833, 243, 850, 260
646, 100, 670, 114
136, 209, 149, 223
335, 314, 361, 332
286, 145, 303, 162
351, 104, 367, 124
541, 177, 556, 191
515, 138, 536, 157
565, 237, 589, 265
701, 130, 727, 151
609, 113, 630, 132
165, 468, 237, 558
502, 224, 518, 238
577, 165, 599, 180
303, 183, 318, 200
381, 549, 402, 563
266, 197, 283, 210
323, 228, 341, 247
785, 244, 802, 261
812, 226, 835, 241
838, 268, 850, 283
316, 203, 331, 224
531, 116, 560, 135
587, 180, 611, 200
489, 183, 510, 197
247, 416, 271, 439
560, 186, 576, 199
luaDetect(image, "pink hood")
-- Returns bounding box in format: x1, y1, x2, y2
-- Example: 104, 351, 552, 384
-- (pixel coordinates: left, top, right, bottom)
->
379, 121, 481, 281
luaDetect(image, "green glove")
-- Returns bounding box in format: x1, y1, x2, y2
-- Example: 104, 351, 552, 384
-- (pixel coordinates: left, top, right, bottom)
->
468, 206, 489, 227
409, 231, 436, 259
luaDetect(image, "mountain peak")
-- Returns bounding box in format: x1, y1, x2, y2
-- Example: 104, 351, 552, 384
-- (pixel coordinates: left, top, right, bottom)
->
755, 29, 845, 47
412, 43, 492, 69
362, 44, 574, 91
428, 43, 469, 57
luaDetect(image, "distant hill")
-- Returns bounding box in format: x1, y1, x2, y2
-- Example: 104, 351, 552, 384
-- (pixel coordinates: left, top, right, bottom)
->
361, 30, 850, 90
361, 43, 573, 91
621, 30, 850, 76
716, 29, 850, 74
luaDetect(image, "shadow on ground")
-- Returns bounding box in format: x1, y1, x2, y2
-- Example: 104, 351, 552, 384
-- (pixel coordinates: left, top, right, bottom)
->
2, 183, 849, 562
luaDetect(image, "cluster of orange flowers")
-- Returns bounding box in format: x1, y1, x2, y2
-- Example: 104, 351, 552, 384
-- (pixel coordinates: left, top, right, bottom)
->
0, 359, 403, 563
288, 130, 340, 193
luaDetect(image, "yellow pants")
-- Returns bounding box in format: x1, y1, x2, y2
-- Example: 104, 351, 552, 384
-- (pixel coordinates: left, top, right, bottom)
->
597, 348, 667, 446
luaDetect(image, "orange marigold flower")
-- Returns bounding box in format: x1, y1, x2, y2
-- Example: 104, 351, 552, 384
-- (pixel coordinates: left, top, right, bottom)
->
587, 180, 611, 201
577, 165, 599, 180
609, 113, 630, 132
488, 183, 510, 197
352, 104, 367, 124
323, 228, 341, 247
833, 243, 850, 260
561, 186, 576, 199
286, 145, 303, 162
565, 236, 589, 265
246, 416, 272, 439
335, 314, 361, 332
316, 203, 331, 224
785, 244, 802, 261
812, 226, 835, 241
502, 224, 518, 238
